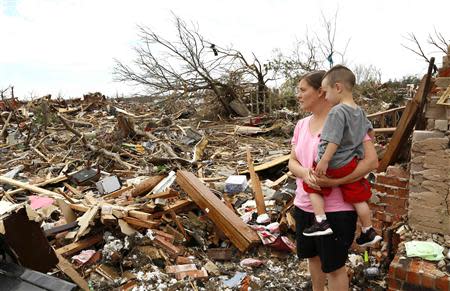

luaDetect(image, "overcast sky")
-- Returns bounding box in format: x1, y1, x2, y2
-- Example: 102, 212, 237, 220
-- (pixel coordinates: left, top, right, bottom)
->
1, 0, 449, 99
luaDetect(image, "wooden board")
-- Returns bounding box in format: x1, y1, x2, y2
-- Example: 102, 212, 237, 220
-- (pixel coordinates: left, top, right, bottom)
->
436, 86, 450, 106
56, 233, 103, 256
378, 75, 428, 172
239, 154, 290, 174
176, 170, 259, 252
246, 148, 266, 215
56, 252, 89, 290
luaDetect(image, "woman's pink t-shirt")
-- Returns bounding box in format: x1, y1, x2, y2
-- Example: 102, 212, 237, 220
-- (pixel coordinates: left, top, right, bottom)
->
291, 115, 369, 213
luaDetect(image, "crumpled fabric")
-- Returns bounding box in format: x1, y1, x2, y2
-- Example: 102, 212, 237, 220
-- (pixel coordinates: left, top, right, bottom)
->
405, 240, 444, 261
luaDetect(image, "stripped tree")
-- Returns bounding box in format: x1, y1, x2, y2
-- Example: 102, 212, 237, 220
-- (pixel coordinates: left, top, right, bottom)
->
113, 15, 270, 116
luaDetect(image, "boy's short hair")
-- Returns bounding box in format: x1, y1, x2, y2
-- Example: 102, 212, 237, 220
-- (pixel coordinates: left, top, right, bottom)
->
323, 65, 356, 90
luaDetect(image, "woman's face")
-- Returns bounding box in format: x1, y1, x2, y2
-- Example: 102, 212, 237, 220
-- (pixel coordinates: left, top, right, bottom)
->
297, 79, 322, 112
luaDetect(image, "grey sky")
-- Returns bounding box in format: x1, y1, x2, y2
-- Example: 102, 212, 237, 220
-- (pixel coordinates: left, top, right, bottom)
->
0, 0, 449, 99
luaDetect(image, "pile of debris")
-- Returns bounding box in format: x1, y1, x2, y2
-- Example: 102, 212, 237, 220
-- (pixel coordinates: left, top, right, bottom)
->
0, 95, 309, 290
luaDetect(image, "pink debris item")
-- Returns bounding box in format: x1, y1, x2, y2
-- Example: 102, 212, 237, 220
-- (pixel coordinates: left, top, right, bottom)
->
240, 258, 264, 267
29, 195, 54, 210
265, 222, 280, 234
72, 250, 96, 265
269, 236, 296, 252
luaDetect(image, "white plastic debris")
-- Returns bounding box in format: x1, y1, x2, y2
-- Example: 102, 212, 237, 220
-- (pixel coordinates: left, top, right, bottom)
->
151, 171, 176, 194
256, 213, 270, 224
96, 175, 121, 195
224, 175, 248, 193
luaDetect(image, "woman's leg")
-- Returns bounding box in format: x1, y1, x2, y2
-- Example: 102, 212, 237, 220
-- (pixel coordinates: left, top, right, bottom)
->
308, 256, 327, 291
327, 265, 349, 291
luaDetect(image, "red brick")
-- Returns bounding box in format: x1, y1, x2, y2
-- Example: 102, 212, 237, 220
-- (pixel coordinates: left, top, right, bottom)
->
388, 277, 403, 289
391, 255, 400, 264
374, 211, 384, 221
395, 188, 409, 198
380, 195, 407, 208
376, 175, 409, 188
436, 276, 450, 291
369, 203, 386, 213
372, 220, 384, 232
406, 260, 423, 285
385, 166, 409, 179
373, 183, 387, 193
386, 205, 407, 216
422, 273, 436, 289
395, 264, 407, 280
388, 264, 397, 278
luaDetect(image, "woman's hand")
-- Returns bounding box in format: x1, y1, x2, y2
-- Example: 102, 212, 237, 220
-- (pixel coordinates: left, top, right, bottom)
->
315, 175, 341, 187
303, 168, 321, 190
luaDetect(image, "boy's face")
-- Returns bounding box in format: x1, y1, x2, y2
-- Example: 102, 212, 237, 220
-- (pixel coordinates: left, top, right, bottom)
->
321, 78, 340, 105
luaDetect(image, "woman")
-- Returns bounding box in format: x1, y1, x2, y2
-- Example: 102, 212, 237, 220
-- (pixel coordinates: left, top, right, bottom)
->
288, 70, 378, 291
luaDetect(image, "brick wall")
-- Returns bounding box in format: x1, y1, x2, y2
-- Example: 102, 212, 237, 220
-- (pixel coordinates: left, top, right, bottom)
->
367, 166, 409, 257
388, 255, 450, 290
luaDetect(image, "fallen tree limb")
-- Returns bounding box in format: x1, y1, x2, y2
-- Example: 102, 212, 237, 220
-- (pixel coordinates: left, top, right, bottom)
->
0, 111, 12, 140
57, 113, 94, 128
57, 113, 138, 170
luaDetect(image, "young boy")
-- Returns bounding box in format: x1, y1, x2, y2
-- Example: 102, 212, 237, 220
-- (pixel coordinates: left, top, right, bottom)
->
302, 65, 382, 247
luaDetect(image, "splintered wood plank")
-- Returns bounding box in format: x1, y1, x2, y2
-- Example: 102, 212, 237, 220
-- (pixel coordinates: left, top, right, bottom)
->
56, 252, 89, 290
145, 188, 179, 199
378, 75, 428, 172
437, 86, 450, 106
75, 206, 99, 241
176, 170, 259, 252
246, 148, 266, 215
239, 154, 290, 174
132, 175, 165, 197
122, 216, 159, 229
153, 235, 182, 256
56, 233, 103, 256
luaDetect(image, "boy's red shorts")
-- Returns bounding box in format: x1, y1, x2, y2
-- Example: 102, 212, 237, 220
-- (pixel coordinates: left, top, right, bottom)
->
302, 157, 372, 203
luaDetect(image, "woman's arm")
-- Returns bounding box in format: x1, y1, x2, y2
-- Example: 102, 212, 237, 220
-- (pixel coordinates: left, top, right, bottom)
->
288, 145, 321, 190
315, 140, 379, 187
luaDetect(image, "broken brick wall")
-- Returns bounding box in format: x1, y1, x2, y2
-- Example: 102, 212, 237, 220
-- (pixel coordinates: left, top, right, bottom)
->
367, 167, 409, 257
388, 255, 450, 291
408, 44, 450, 236
408, 130, 450, 235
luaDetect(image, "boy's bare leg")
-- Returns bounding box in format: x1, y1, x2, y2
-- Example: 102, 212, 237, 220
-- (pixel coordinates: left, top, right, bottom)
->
310, 193, 326, 216
354, 201, 382, 246
353, 201, 371, 227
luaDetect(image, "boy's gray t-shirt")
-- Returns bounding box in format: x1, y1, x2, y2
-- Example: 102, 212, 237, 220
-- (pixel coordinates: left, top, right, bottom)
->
317, 104, 373, 169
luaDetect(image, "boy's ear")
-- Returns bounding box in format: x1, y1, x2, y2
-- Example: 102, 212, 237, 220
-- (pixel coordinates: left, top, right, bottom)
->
335, 82, 344, 93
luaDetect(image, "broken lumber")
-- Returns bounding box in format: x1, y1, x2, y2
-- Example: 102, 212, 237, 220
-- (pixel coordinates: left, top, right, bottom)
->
56, 252, 89, 291
122, 216, 159, 229
239, 154, 290, 174
246, 148, 266, 215
176, 170, 259, 252
131, 175, 165, 197
55, 233, 103, 256
0, 176, 65, 199
378, 72, 431, 172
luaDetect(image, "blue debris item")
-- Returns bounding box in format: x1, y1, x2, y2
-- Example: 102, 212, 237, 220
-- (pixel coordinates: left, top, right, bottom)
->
223, 271, 247, 288
224, 175, 248, 194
